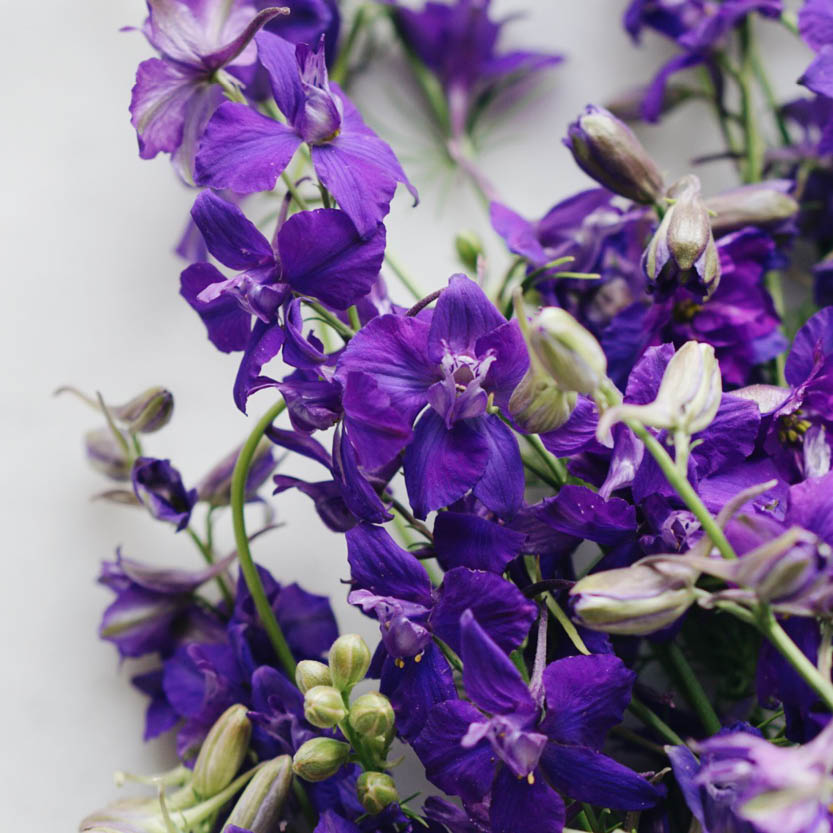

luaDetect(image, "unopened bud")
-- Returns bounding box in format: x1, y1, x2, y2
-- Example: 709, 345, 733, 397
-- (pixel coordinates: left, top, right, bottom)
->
705, 181, 799, 235
196, 439, 276, 507
508, 369, 577, 434
564, 104, 664, 204
329, 633, 371, 691
85, 428, 131, 481
292, 737, 351, 782
528, 307, 608, 395
349, 692, 395, 739
357, 771, 398, 814
295, 659, 332, 693
111, 387, 174, 434
644, 175, 720, 299
597, 341, 722, 441
192, 704, 252, 799
304, 685, 347, 728
222, 755, 292, 833
570, 560, 698, 635
455, 231, 484, 272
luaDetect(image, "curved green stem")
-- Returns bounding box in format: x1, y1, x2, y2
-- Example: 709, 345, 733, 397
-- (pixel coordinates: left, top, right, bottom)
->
281, 171, 309, 211
628, 698, 686, 748
523, 433, 567, 487
384, 252, 423, 301
656, 643, 721, 735
231, 398, 296, 677
303, 299, 354, 340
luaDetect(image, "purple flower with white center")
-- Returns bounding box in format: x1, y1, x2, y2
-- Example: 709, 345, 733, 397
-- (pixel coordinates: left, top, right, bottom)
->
194, 31, 417, 237
414, 611, 662, 833
670, 721, 833, 833
129, 0, 288, 181
388, 0, 562, 139
98, 549, 232, 659
131, 456, 198, 531
337, 274, 528, 519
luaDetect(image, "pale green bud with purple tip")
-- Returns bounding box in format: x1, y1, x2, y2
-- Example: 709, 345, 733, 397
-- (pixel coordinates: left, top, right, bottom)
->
570, 560, 699, 635
292, 737, 351, 781
192, 704, 252, 799
85, 428, 132, 481
111, 387, 174, 434
329, 633, 371, 692
705, 180, 799, 235
357, 771, 398, 814
303, 685, 347, 728
222, 755, 292, 833
564, 104, 664, 204
295, 659, 332, 693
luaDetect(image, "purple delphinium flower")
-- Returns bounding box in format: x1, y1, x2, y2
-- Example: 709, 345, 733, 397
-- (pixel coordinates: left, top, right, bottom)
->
337, 274, 528, 519
414, 611, 662, 833
131, 457, 198, 531
388, 0, 562, 139
179, 191, 385, 411
194, 31, 417, 237
129, 0, 287, 181
798, 0, 833, 154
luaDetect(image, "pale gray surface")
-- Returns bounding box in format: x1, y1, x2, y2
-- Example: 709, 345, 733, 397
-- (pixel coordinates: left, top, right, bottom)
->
1, 0, 810, 826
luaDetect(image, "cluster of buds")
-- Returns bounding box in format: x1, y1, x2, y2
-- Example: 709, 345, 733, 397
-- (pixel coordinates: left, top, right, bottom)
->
81, 705, 292, 833
292, 634, 399, 815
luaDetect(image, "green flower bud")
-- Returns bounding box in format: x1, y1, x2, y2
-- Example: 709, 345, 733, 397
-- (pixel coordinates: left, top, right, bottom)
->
348, 692, 395, 739
295, 659, 333, 693
455, 230, 484, 272
705, 181, 799, 235
357, 771, 398, 814
528, 307, 608, 395
329, 633, 371, 691
192, 704, 252, 799
222, 755, 293, 833
111, 387, 174, 434
304, 685, 348, 728
292, 738, 351, 782
508, 368, 577, 434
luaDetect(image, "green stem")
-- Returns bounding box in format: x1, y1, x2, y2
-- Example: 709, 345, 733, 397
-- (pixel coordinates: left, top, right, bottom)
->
187, 526, 234, 608
628, 698, 686, 748
764, 270, 788, 386
303, 299, 354, 340
231, 398, 296, 678
749, 47, 791, 146
347, 305, 361, 331
698, 66, 742, 164
656, 643, 721, 735
384, 252, 423, 301
546, 594, 590, 656
281, 171, 309, 211
523, 433, 567, 487
330, 4, 371, 85
738, 19, 765, 184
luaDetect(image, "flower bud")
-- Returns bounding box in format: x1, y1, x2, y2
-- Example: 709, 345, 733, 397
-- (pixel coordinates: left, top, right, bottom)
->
196, 439, 276, 507
508, 369, 577, 434
528, 307, 608, 395
295, 659, 333, 693
597, 341, 722, 441
455, 230, 484, 272
329, 633, 371, 691
643, 175, 720, 299
570, 560, 698, 635
222, 755, 293, 833
349, 692, 395, 739
111, 387, 174, 434
132, 457, 198, 532
705, 180, 799, 235
564, 104, 664, 204
357, 771, 398, 815
192, 704, 252, 799
304, 685, 347, 728
85, 428, 131, 481
292, 737, 351, 782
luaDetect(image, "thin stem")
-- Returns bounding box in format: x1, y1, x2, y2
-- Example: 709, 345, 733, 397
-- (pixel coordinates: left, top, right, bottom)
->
546, 593, 590, 656
347, 305, 361, 331
523, 433, 567, 487
302, 299, 354, 340
281, 171, 310, 211
738, 19, 765, 184
628, 697, 686, 748
329, 4, 371, 85
749, 47, 791, 146
764, 270, 788, 386
656, 643, 721, 735
388, 496, 433, 541
231, 398, 296, 678
187, 526, 234, 607
384, 252, 422, 301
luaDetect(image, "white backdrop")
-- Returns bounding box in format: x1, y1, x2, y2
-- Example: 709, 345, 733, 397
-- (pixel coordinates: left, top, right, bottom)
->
1, 0, 809, 826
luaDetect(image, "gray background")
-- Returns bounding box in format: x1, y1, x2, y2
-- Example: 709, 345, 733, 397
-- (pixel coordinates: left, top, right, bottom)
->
1, 0, 810, 826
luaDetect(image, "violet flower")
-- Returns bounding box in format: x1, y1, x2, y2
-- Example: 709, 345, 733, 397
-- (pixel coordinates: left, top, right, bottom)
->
130, 0, 288, 181
131, 456, 198, 531
195, 31, 417, 237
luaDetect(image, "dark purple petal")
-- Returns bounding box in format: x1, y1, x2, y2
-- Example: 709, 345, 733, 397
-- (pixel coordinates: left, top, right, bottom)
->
430, 568, 536, 655
195, 101, 301, 193
788, 472, 833, 545
266, 425, 332, 469
540, 654, 635, 749
255, 30, 305, 123
276, 583, 339, 660
279, 209, 385, 309
314, 811, 361, 833
202, 7, 289, 69
785, 307, 833, 387
534, 486, 636, 546
100, 588, 180, 658
539, 743, 662, 809
272, 475, 356, 532
132, 457, 198, 531
460, 609, 536, 716
278, 369, 342, 433
801, 45, 833, 99
233, 321, 285, 413
489, 766, 565, 833
489, 202, 548, 264
642, 52, 706, 123
471, 415, 524, 519
540, 396, 600, 456
133, 670, 180, 740
433, 512, 525, 573
332, 426, 393, 525
404, 410, 490, 519
476, 321, 529, 411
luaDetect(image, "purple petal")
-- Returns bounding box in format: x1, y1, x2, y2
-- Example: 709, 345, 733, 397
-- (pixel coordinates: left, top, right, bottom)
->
282, 298, 327, 369
195, 101, 301, 193
489, 201, 548, 264
332, 426, 392, 525
540, 396, 600, 456
276, 583, 339, 660
203, 7, 289, 69
788, 472, 833, 545
489, 766, 565, 833
255, 30, 305, 123
471, 415, 524, 519
476, 320, 529, 411
279, 209, 385, 309
534, 485, 636, 546
801, 45, 833, 99
642, 52, 706, 123
433, 512, 525, 573
799, 0, 833, 52
233, 320, 284, 413
785, 307, 833, 387
266, 425, 332, 469
404, 410, 490, 519
460, 609, 536, 716
133, 670, 180, 740
272, 475, 356, 532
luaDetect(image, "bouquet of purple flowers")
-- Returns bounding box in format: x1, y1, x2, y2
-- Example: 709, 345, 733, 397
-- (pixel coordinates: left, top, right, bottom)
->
68, 2, 833, 832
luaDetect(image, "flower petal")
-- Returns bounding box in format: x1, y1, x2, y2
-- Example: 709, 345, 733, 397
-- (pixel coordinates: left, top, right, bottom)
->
471, 415, 524, 519
489, 765, 565, 833
433, 511, 525, 573
233, 320, 285, 412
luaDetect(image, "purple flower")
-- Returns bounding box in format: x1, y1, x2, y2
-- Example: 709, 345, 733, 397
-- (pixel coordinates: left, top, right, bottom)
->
337, 274, 528, 518
414, 611, 662, 832
131, 456, 198, 530
194, 32, 417, 237
129, 0, 287, 180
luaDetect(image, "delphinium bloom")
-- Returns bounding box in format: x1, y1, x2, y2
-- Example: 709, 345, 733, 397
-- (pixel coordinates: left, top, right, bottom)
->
194, 31, 417, 237
129, 0, 289, 180
798, 0, 833, 154
336, 274, 528, 519
132, 456, 199, 531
